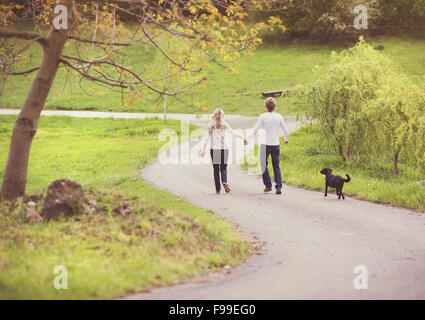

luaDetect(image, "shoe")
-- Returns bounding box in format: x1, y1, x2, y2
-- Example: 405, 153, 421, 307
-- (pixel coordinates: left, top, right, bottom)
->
276, 189, 282, 195
264, 187, 272, 193
223, 183, 231, 193
216, 190, 220, 194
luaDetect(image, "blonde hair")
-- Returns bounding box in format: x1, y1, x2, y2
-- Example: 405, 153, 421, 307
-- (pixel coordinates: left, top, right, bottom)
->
264, 97, 276, 112
210, 108, 226, 133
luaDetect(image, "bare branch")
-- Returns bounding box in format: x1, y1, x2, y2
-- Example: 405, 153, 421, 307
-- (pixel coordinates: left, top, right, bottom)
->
60, 58, 127, 88
2, 66, 40, 76
68, 36, 130, 46
60, 54, 206, 96
62, 53, 175, 83
141, 28, 201, 73
0, 30, 47, 46
91, 3, 99, 56
145, 14, 198, 40
62, 54, 108, 68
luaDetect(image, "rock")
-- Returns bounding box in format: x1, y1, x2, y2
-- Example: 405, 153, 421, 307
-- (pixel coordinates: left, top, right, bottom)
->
27, 201, 37, 208
23, 194, 42, 204
26, 207, 43, 224
41, 179, 85, 221
88, 199, 97, 207
416, 180, 425, 188
374, 45, 385, 50
84, 206, 96, 216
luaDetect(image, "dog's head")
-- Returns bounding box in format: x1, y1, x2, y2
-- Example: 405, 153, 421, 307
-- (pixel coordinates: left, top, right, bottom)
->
320, 168, 333, 175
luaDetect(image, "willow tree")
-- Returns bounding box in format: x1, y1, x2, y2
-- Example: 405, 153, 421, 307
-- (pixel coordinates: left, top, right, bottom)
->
372, 79, 425, 175
303, 39, 389, 161
0, 0, 289, 199
303, 38, 425, 174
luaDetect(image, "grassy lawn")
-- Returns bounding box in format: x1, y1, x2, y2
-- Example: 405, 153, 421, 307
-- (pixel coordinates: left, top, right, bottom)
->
244, 125, 425, 212
0, 115, 250, 299
2, 35, 424, 116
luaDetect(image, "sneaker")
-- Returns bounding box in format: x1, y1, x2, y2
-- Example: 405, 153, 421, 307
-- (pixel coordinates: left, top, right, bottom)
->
264, 187, 272, 193
223, 183, 231, 193
276, 188, 282, 195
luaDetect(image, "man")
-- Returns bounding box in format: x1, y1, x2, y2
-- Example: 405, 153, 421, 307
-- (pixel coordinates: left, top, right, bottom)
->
245, 97, 289, 194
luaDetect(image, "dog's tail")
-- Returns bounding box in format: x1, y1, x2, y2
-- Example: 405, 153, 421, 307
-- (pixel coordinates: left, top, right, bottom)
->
344, 173, 351, 183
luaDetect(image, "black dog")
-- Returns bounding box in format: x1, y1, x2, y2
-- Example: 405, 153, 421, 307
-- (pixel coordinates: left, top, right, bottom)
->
320, 168, 351, 200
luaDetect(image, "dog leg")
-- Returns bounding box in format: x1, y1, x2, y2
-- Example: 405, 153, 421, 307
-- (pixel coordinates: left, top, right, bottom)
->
324, 183, 328, 197
342, 193, 345, 200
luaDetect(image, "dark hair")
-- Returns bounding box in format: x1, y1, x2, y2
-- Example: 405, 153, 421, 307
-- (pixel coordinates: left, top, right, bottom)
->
264, 97, 276, 112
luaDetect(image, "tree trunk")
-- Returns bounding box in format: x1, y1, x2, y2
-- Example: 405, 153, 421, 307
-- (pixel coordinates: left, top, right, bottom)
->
0, 0, 73, 200
337, 138, 346, 161
0, 74, 7, 106
394, 145, 401, 175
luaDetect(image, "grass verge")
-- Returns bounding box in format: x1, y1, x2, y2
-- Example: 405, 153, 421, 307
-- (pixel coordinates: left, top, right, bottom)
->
0, 115, 250, 299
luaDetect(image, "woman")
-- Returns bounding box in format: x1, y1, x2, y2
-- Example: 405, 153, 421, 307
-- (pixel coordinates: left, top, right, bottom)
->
201, 108, 247, 194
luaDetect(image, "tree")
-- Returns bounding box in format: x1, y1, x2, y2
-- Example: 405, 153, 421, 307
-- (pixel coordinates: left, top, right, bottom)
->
257, 0, 381, 43
370, 78, 425, 174
303, 39, 388, 162
378, 0, 425, 32
303, 38, 425, 174
257, 0, 425, 43
0, 0, 288, 199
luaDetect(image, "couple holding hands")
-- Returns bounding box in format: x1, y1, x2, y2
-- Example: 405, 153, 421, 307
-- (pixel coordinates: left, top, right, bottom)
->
200, 97, 289, 194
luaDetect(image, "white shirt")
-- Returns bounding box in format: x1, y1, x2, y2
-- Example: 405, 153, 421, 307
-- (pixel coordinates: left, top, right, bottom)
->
248, 112, 289, 146
203, 121, 243, 150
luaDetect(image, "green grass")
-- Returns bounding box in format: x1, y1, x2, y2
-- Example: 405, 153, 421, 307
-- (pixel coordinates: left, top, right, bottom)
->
0, 115, 250, 299
367, 35, 425, 85
2, 35, 424, 116
243, 125, 425, 212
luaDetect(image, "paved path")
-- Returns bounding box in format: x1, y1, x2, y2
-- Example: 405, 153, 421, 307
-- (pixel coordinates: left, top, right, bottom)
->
0, 108, 258, 128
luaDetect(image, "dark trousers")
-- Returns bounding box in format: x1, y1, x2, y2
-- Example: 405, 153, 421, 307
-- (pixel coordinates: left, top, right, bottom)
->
260, 144, 282, 189
210, 149, 229, 192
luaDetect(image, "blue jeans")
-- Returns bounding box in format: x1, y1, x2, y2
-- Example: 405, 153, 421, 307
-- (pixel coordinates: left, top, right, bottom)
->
210, 149, 229, 192
260, 144, 282, 189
